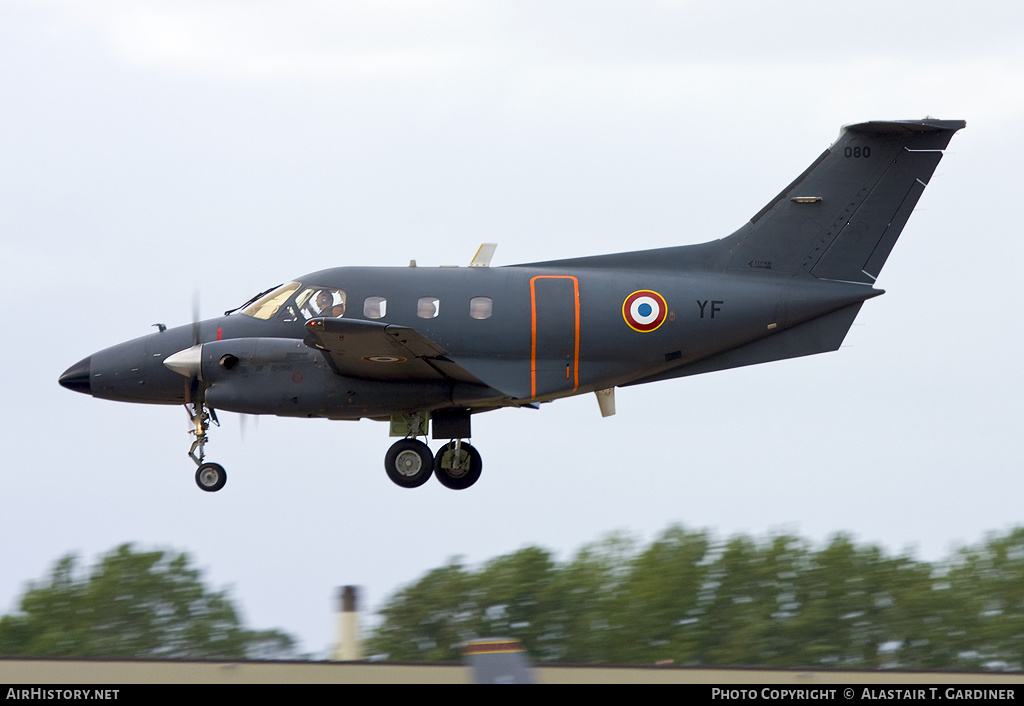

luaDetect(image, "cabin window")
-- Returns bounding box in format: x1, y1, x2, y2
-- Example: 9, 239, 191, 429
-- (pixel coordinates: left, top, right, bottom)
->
469, 296, 492, 320
417, 297, 440, 319
364, 296, 387, 319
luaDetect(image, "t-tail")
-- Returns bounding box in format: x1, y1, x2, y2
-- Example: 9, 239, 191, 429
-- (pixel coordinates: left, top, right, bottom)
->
523, 119, 965, 280
626, 119, 965, 386
721, 119, 966, 283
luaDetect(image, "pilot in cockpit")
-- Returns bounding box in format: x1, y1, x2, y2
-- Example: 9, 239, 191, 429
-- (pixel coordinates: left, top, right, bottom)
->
313, 289, 333, 315
300, 288, 346, 320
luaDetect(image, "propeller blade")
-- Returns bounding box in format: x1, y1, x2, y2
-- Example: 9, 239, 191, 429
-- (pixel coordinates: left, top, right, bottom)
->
239, 413, 259, 441
191, 291, 201, 347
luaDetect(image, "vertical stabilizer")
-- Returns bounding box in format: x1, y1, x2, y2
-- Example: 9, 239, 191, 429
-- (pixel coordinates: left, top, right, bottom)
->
723, 119, 965, 283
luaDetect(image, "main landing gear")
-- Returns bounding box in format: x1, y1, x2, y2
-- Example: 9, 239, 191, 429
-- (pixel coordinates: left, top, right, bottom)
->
384, 411, 482, 490
383, 438, 483, 490
186, 402, 227, 493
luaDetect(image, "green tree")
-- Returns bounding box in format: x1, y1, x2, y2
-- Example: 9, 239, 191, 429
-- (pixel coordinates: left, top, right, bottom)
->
472, 546, 562, 656
545, 532, 637, 663
606, 526, 710, 664
0, 544, 295, 660
690, 533, 809, 666
366, 526, 1024, 671
941, 527, 1024, 671
365, 548, 568, 662
364, 558, 478, 661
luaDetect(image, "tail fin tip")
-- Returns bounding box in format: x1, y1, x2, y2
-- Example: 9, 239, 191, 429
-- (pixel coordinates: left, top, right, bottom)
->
836, 119, 966, 150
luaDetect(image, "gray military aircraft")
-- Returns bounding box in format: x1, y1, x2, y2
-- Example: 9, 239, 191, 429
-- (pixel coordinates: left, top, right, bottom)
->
59, 119, 965, 493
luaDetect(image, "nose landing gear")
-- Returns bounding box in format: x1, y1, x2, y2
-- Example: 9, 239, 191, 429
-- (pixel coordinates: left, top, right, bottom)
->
186, 402, 226, 492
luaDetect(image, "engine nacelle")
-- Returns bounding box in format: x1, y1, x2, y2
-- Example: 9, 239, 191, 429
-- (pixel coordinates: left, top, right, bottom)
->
198, 337, 329, 416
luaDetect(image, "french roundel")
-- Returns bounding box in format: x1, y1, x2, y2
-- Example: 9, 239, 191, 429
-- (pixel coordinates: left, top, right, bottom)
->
622, 290, 668, 332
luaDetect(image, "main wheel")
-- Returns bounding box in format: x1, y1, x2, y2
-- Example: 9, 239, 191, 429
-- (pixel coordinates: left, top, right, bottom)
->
195, 462, 227, 492
385, 439, 434, 488
434, 442, 482, 490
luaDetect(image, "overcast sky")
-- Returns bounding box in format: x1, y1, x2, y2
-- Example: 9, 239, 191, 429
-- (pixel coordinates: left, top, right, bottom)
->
2, 0, 1021, 657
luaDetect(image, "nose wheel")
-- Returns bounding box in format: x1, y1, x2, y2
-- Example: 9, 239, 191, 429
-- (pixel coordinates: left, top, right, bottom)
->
196, 463, 227, 492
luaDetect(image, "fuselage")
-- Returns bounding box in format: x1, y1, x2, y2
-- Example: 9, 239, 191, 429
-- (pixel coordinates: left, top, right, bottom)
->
60, 260, 879, 420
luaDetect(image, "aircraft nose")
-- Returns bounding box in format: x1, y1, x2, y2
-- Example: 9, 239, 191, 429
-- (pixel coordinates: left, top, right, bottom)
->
59, 356, 92, 395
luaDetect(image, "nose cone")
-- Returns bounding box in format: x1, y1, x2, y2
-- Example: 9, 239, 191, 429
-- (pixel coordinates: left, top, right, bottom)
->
59, 356, 92, 395
163, 344, 204, 380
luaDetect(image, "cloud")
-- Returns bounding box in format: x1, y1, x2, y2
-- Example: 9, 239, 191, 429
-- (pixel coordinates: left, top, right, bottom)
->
47, 1, 492, 81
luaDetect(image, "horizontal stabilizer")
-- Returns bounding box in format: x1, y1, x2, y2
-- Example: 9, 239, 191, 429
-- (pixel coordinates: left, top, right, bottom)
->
625, 302, 865, 386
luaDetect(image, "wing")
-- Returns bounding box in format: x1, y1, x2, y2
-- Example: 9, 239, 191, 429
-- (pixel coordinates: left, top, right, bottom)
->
303, 317, 491, 387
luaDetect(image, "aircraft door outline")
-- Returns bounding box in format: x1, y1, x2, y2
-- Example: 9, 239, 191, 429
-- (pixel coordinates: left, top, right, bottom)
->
529, 275, 580, 399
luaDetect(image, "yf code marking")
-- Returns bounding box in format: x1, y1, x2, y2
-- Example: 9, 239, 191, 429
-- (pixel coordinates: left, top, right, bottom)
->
697, 300, 723, 318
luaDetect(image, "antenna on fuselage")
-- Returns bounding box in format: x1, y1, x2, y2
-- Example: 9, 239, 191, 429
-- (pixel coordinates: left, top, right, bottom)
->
469, 243, 497, 268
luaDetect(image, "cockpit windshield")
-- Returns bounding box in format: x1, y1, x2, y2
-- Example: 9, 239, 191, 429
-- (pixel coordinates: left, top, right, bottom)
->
238, 282, 301, 320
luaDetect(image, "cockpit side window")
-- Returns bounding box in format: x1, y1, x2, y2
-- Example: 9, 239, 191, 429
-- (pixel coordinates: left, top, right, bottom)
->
287, 287, 347, 321
239, 282, 301, 320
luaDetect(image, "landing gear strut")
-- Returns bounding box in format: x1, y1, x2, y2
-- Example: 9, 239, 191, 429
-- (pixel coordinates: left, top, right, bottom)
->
186, 402, 226, 492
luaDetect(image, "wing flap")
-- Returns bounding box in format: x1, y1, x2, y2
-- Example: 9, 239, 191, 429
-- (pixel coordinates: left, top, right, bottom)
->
304, 318, 501, 390
303, 317, 450, 382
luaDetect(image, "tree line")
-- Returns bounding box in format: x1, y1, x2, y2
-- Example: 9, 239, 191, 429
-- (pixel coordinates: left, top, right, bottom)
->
0, 544, 295, 660
366, 526, 1024, 670
5, 528, 1024, 669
